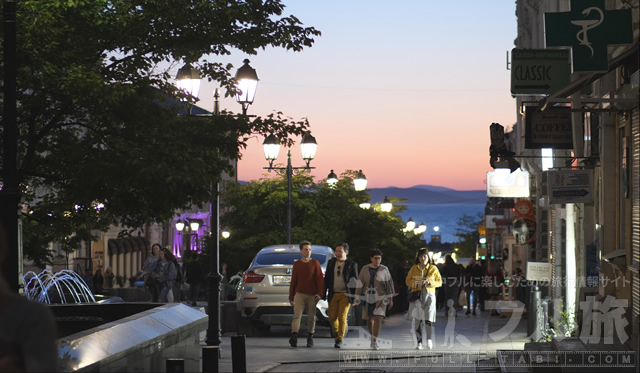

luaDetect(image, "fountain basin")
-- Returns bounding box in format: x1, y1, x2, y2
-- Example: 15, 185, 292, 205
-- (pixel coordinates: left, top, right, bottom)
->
55, 303, 207, 372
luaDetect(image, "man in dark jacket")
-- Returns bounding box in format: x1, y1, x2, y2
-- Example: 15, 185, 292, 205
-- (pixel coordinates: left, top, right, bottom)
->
464, 258, 484, 315
185, 251, 205, 306
324, 242, 358, 348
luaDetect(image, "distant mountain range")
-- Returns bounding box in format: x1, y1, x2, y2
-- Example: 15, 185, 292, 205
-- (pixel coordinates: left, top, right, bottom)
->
237, 181, 487, 205
368, 185, 487, 205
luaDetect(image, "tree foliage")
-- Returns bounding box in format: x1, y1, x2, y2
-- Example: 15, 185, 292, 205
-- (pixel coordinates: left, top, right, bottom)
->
218, 170, 423, 275
453, 213, 483, 258
0, 0, 321, 266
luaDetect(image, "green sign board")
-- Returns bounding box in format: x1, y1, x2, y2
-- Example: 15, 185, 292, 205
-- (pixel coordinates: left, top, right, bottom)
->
511, 49, 570, 95
545, 0, 633, 72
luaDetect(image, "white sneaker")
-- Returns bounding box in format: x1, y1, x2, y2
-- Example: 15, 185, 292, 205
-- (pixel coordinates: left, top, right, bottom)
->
416, 342, 424, 350
426, 339, 433, 349
372, 342, 379, 350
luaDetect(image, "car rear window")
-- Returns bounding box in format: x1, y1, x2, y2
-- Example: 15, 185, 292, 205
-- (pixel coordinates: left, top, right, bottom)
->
255, 253, 327, 265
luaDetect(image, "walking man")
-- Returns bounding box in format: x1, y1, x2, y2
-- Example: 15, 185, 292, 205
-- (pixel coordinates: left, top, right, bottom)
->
325, 242, 358, 348
289, 240, 325, 347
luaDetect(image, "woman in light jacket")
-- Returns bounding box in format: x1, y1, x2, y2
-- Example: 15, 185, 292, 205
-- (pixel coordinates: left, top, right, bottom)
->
405, 248, 442, 350
152, 247, 177, 303
354, 248, 394, 350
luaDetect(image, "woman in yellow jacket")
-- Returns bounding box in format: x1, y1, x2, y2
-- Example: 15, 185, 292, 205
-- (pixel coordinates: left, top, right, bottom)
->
405, 248, 442, 350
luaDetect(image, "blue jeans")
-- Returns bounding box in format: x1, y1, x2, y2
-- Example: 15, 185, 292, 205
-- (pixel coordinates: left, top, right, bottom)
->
159, 282, 173, 303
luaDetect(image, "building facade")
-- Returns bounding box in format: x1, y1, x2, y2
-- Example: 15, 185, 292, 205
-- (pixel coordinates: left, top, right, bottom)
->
513, 0, 639, 350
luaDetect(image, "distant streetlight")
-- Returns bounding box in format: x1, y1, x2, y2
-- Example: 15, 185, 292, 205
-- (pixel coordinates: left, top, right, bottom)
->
326, 170, 338, 187
263, 133, 318, 244
405, 217, 416, 232
353, 170, 367, 191
326, 169, 368, 191
380, 196, 392, 213
359, 203, 371, 209
221, 230, 230, 239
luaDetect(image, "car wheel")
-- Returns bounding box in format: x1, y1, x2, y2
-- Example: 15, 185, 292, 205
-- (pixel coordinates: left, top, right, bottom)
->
237, 317, 255, 337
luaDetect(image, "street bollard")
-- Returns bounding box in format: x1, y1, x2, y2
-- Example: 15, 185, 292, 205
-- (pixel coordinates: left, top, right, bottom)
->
202, 346, 219, 373
527, 282, 543, 341
231, 335, 247, 373
166, 358, 185, 373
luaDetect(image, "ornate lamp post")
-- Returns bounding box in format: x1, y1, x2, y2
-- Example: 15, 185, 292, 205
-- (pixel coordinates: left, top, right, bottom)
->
175, 59, 258, 350
263, 133, 318, 244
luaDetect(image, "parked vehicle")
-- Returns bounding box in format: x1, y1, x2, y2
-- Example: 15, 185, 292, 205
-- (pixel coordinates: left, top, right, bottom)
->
235, 244, 336, 336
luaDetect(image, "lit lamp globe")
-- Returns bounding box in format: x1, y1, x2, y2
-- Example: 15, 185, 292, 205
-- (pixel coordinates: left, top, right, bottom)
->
175, 63, 202, 99
380, 196, 392, 212
235, 59, 259, 114
221, 231, 230, 239
263, 134, 281, 167
300, 133, 318, 166
190, 220, 200, 232
418, 222, 427, 233
353, 170, 367, 191
359, 202, 371, 209
406, 218, 416, 232
326, 170, 338, 187
175, 220, 186, 232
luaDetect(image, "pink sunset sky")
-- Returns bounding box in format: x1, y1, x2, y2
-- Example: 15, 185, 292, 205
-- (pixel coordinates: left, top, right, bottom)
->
190, 1, 518, 191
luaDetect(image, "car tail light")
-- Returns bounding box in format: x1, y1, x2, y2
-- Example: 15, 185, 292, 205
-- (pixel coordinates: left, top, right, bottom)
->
243, 271, 265, 283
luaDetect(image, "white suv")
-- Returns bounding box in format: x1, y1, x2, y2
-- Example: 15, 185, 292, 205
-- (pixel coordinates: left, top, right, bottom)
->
235, 244, 334, 336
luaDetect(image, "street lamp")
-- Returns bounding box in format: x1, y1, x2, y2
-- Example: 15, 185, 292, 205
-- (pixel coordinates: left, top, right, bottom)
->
405, 217, 416, 232
235, 59, 259, 115
326, 169, 367, 191
326, 170, 338, 187
380, 196, 393, 212
175, 59, 258, 353
263, 133, 318, 244
353, 170, 367, 191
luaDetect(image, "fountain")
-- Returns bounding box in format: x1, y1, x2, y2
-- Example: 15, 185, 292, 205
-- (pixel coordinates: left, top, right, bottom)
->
23, 269, 96, 304
20, 269, 208, 371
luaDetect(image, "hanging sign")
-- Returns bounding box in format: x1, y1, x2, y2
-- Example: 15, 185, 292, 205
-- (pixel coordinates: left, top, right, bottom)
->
525, 106, 573, 149
545, 0, 633, 72
548, 170, 594, 204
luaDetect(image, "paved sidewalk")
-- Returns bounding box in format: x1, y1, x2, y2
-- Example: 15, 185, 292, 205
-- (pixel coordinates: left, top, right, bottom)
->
213, 306, 530, 372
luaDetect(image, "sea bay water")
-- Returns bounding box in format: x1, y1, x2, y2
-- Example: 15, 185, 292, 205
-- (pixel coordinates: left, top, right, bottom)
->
398, 202, 485, 244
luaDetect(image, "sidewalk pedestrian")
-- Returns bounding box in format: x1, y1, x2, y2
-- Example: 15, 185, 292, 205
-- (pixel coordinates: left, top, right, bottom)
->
92, 268, 104, 295
354, 248, 394, 350
167, 247, 182, 303
185, 251, 205, 306
138, 243, 161, 302
464, 258, 483, 315
104, 267, 115, 289
440, 254, 462, 317
405, 248, 442, 350
153, 247, 177, 303
324, 242, 358, 348
486, 259, 504, 316
288, 240, 324, 348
